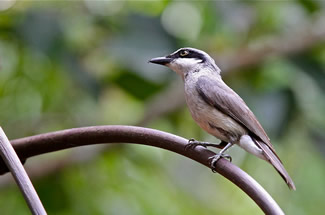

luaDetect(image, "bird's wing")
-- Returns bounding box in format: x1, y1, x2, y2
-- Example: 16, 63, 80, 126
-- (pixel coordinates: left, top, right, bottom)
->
196, 76, 273, 149
196, 76, 296, 190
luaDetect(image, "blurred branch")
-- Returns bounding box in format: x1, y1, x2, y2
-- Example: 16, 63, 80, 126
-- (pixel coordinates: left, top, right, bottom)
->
0, 127, 46, 215
216, 16, 325, 71
141, 15, 325, 124
1, 125, 284, 215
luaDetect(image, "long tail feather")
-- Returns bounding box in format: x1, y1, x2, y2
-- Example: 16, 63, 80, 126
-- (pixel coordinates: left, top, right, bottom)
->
255, 140, 296, 190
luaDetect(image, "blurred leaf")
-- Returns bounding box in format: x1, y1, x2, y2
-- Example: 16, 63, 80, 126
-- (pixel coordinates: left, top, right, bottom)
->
289, 52, 325, 92
36, 176, 70, 213
112, 70, 164, 100
18, 10, 63, 55
297, 0, 320, 13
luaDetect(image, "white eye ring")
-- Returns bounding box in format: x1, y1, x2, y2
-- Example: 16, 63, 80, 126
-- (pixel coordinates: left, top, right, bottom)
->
180, 50, 189, 57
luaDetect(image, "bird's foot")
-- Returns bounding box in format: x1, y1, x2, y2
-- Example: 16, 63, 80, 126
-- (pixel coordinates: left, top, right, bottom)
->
185, 138, 226, 151
209, 153, 232, 173
185, 138, 214, 151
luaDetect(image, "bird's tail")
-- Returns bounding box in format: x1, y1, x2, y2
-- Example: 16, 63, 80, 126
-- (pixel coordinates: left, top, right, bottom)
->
254, 140, 296, 190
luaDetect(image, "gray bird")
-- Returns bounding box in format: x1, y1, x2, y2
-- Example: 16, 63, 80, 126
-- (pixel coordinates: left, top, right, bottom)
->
149, 47, 295, 190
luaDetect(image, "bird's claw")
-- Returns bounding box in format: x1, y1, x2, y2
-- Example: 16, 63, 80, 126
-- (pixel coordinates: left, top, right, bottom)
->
209, 153, 232, 173
185, 138, 207, 151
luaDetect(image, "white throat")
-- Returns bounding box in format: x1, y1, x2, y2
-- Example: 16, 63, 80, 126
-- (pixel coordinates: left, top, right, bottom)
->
167, 58, 202, 78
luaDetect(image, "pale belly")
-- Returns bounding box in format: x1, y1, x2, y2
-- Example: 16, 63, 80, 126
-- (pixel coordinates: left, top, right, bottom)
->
184, 87, 247, 143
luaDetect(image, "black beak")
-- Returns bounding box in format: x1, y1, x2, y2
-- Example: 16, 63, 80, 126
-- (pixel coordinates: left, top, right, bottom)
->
149, 56, 173, 65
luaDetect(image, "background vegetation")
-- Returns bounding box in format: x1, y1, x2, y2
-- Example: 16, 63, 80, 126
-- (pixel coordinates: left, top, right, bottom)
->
0, 1, 325, 214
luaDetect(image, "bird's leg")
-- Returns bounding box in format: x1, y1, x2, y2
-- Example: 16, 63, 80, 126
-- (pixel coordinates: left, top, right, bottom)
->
209, 142, 233, 172
185, 138, 227, 151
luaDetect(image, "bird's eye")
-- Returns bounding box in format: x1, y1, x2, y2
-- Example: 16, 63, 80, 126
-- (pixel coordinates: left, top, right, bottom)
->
180, 50, 189, 57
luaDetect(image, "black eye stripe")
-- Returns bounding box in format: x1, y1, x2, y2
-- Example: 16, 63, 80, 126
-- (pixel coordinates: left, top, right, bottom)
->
178, 50, 205, 62
168, 49, 206, 63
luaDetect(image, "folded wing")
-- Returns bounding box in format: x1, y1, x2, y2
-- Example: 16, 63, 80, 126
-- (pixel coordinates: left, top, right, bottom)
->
196, 76, 295, 190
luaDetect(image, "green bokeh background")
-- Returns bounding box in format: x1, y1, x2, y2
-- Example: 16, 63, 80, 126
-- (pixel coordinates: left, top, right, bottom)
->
0, 1, 325, 214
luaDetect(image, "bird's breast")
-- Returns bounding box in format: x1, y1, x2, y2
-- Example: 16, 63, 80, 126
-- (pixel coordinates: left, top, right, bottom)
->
184, 80, 247, 143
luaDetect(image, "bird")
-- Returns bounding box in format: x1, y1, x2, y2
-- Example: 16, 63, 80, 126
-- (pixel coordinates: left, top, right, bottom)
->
149, 47, 296, 190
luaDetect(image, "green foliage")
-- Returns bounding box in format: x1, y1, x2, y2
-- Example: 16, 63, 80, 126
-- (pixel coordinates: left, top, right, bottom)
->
112, 70, 165, 100
0, 1, 324, 215
298, 0, 320, 13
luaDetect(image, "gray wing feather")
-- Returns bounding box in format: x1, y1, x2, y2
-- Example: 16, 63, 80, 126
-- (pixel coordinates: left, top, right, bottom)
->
196, 76, 296, 190
196, 76, 272, 148
255, 140, 296, 190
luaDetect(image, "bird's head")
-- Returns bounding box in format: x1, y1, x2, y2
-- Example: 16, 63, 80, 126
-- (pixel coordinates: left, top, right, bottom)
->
149, 47, 219, 78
